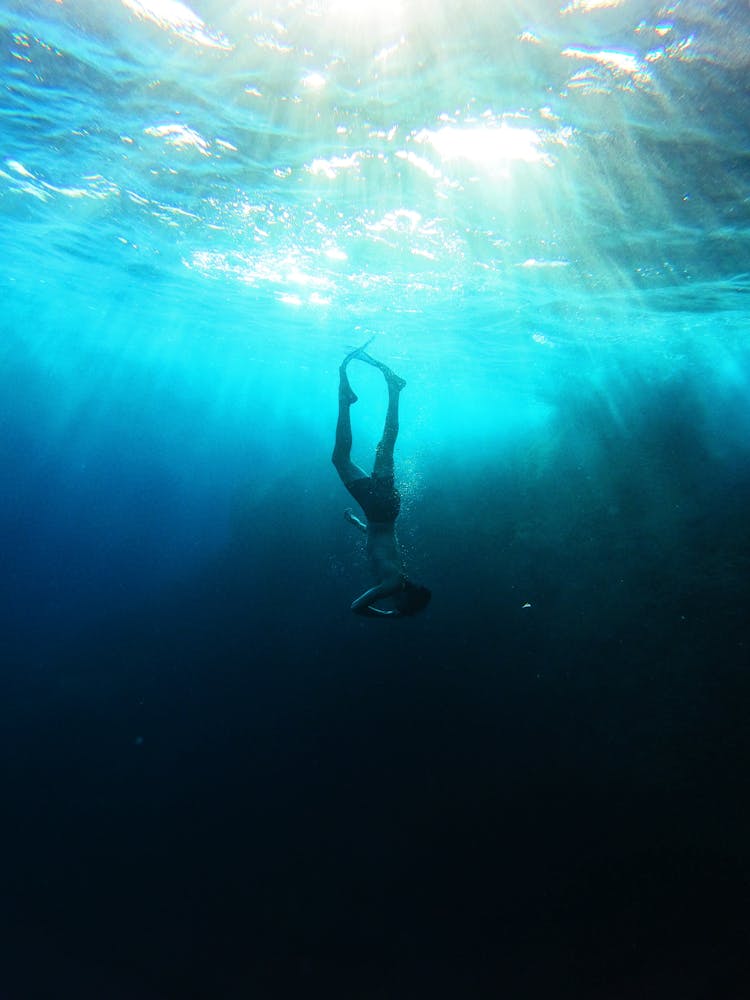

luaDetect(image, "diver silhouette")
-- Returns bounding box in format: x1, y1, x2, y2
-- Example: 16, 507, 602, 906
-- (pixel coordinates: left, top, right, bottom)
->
332, 341, 431, 618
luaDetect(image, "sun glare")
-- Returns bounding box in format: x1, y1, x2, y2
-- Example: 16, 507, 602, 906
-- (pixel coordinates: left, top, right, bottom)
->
325, 0, 406, 21
121, 0, 231, 48
417, 123, 553, 170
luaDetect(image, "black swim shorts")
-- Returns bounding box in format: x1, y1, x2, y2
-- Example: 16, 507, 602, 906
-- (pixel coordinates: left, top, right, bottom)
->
346, 475, 401, 524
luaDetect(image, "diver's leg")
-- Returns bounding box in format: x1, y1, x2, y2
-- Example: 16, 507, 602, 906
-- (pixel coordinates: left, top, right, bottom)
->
332, 363, 367, 484
373, 366, 405, 479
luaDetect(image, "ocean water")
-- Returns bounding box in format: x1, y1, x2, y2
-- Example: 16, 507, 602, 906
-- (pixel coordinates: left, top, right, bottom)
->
2, 0, 750, 996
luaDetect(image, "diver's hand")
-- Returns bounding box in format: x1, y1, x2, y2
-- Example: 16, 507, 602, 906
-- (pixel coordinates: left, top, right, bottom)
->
344, 508, 367, 533
353, 604, 400, 618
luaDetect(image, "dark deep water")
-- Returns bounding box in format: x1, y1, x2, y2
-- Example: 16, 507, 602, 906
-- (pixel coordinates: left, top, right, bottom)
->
3, 0, 750, 995
4, 360, 750, 998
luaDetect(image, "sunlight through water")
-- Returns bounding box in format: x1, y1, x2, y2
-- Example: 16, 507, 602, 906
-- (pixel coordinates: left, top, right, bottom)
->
1, 0, 749, 357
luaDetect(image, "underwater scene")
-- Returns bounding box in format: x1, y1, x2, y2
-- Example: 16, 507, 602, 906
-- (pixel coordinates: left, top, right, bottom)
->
2, 0, 750, 995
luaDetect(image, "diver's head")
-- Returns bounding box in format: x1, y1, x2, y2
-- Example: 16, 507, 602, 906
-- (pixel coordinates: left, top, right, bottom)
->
395, 580, 432, 616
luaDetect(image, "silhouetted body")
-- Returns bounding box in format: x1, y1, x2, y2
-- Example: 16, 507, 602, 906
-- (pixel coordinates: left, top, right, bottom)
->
332, 344, 431, 618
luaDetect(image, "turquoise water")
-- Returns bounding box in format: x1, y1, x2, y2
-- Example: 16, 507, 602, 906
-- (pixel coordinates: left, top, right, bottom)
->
2, 1, 750, 995
4, 0, 749, 630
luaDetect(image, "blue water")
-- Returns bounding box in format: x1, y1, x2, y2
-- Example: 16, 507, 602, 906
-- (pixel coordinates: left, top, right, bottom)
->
2, 1, 750, 996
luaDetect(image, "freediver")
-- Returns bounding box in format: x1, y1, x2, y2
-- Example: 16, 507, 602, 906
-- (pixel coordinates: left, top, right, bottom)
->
332, 341, 431, 618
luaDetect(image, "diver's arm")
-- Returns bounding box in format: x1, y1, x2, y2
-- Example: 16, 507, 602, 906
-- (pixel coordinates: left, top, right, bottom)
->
351, 580, 403, 617
344, 508, 367, 534
356, 605, 400, 618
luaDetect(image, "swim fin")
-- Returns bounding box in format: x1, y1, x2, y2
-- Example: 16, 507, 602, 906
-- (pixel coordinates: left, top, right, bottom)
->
341, 335, 375, 367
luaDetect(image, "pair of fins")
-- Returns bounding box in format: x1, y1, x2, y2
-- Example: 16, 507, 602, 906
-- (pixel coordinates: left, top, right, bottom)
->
342, 337, 406, 389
